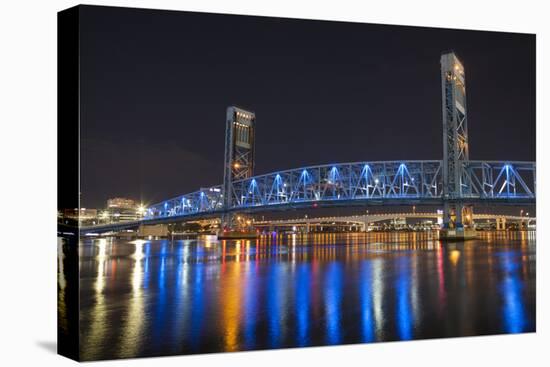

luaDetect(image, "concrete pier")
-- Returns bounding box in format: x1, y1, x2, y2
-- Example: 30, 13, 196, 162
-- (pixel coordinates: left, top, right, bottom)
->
439, 228, 477, 241
217, 230, 258, 240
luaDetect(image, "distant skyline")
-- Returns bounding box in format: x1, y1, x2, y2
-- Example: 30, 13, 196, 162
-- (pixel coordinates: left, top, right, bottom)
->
79, 5, 535, 209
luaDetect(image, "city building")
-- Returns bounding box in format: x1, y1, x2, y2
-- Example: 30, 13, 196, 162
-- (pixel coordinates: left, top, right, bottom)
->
390, 217, 407, 229
107, 197, 137, 209
105, 197, 145, 222
62, 208, 98, 226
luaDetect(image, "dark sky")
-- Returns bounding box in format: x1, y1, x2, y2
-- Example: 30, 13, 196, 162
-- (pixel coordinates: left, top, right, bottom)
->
79, 5, 535, 209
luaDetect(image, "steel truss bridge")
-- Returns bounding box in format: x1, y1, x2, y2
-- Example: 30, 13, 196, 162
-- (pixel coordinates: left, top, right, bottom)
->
144, 160, 535, 222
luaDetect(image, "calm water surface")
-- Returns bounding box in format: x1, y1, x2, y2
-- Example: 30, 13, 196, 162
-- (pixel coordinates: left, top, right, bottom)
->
60, 231, 536, 360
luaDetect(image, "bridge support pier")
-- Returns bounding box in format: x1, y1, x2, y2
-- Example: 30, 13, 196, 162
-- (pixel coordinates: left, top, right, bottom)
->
138, 224, 169, 237
441, 202, 476, 240
221, 212, 234, 232
496, 217, 507, 231
443, 201, 465, 229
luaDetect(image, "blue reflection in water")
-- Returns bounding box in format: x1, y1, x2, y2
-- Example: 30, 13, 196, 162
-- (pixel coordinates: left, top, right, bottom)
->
396, 256, 413, 340
267, 263, 284, 347
295, 264, 311, 346
152, 242, 168, 344
243, 263, 258, 349
324, 262, 343, 345
190, 261, 205, 349
143, 243, 151, 289
158, 242, 167, 291
360, 261, 375, 342
172, 244, 187, 346
77, 235, 536, 359
499, 251, 526, 333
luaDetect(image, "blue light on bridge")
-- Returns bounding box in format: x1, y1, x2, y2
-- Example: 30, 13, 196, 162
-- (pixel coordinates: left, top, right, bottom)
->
274, 174, 282, 191
328, 166, 340, 185
361, 165, 371, 182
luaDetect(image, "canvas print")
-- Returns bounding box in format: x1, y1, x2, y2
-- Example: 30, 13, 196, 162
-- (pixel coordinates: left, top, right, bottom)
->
57, 5, 536, 361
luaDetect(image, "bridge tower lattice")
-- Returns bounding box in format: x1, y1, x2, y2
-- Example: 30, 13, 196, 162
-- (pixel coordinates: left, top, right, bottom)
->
222, 106, 256, 228
440, 51, 473, 228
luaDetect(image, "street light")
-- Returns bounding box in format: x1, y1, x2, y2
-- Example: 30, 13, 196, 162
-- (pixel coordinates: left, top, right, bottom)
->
137, 204, 146, 216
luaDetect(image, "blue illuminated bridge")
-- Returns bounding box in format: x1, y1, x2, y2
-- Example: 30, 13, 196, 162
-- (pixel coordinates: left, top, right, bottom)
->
80, 52, 535, 234
80, 162, 536, 234
82, 160, 536, 233
143, 160, 535, 222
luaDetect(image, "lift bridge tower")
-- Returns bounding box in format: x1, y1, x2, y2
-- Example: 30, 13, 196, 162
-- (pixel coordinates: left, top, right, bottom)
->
440, 51, 474, 235
222, 106, 256, 231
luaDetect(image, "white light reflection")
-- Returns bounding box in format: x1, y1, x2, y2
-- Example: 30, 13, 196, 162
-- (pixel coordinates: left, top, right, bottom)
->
81, 238, 109, 360
57, 238, 66, 290
57, 238, 68, 339
410, 250, 420, 328
291, 234, 297, 263
372, 258, 384, 337
119, 239, 146, 358
95, 238, 107, 293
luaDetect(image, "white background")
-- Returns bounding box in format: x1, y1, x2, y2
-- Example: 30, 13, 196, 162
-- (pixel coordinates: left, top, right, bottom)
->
0, 0, 547, 365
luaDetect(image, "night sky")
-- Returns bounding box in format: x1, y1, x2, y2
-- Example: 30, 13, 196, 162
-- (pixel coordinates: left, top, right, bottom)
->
79, 5, 535, 209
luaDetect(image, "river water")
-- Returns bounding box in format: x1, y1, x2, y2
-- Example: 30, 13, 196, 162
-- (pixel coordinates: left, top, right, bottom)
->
60, 231, 536, 360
